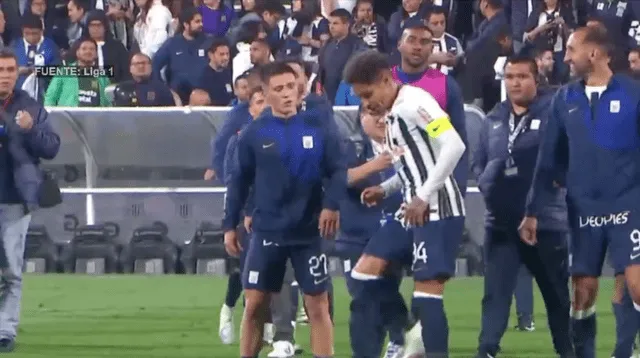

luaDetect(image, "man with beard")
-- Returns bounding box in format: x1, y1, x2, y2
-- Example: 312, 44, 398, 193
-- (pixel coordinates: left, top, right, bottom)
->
152, 7, 210, 103
520, 26, 640, 358
114, 53, 177, 107
43, 38, 111, 107
192, 38, 234, 106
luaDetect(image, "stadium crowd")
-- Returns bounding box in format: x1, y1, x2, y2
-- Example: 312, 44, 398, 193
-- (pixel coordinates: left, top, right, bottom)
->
3, 0, 640, 357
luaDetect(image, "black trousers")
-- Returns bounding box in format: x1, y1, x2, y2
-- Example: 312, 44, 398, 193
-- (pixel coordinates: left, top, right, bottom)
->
477, 228, 573, 357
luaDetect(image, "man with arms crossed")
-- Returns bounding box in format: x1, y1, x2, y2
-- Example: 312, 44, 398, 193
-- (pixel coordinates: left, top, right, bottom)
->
520, 26, 640, 358
345, 50, 466, 358
223, 61, 345, 358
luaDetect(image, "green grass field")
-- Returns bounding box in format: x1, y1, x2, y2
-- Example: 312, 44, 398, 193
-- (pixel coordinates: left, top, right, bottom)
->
11, 275, 619, 357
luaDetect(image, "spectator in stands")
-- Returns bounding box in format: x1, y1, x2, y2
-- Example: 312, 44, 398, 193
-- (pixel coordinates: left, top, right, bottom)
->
191, 38, 233, 105
232, 73, 250, 104
104, 0, 134, 48
319, 8, 366, 104
114, 52, 177, 106
249, 38, 271, 67
462, 23, 512, 112
198, 0, 234, 37
1, 0, 30, 44
523, 0, 573, 83
152, 7, 209, 103
132, 0, 173, 58
629, 48, 640, 79
0, 49, 60, 353
387, 0, 425, 48
503, 0, 534, 53
234, 38, 271, 84
280, 0, 329, 62
68, 10, 129, 82
466, 0, 507, 58
14, 13, 60, 100
425, 6, 462, 76
589, 0, 636, 47
61, 0, 89, 51
232, 21, 267, 82
29, 0, 57, 41
351, 0, 387, 53
44, 38, 111, 106
228, 0, 286, 50
533, 47, 554, 87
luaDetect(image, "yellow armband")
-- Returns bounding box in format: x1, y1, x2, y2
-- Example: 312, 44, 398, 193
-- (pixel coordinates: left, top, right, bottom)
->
425, 117, 453, 138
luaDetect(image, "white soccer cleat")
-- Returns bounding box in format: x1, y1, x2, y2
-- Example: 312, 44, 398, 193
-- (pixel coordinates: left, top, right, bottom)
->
267, 340, 296, 358
218, 304, 235, 345
402, 321, 426, 358
384, 342, 405, 358
263, 322, 275, 344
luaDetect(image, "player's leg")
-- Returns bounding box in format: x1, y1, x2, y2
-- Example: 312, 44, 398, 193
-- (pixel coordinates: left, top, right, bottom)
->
220, 227, 248, 344
359, 220, 413, 356
612, 273, 637, 358
343, 251, 386, 358
476, 228, 521, 358
616, 217, 640, 354
268, 261, 296, 358
519, 231, 573, 357
241, 236, 287, 357
568, 215, 606, 358
290, 240, 333, 357
412, 216, 465, 357
513, 266, 535, 331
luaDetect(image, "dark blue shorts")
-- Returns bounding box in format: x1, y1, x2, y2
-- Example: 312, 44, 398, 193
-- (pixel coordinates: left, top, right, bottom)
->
363, 219, 412, 265
411, 216, 465, 281
569, 210, 640, 276
242, 235, 329, 295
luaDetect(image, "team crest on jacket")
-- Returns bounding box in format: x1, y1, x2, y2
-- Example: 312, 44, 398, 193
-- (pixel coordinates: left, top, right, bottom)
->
303, 136, 313, 148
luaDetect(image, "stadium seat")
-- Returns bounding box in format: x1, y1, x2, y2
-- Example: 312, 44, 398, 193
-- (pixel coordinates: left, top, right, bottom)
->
60, 223, 121, 274
24, 225, 59, 273
119, 222, 179, 274
180, 222, 227, 275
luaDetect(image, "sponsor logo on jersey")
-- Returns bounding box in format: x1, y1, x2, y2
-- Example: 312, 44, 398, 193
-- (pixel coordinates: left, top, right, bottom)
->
579, 211, 630, 228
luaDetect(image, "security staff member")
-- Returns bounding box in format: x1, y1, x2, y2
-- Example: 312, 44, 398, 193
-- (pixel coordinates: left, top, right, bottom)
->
471, 55, 573, 358
114, 53, 177, 107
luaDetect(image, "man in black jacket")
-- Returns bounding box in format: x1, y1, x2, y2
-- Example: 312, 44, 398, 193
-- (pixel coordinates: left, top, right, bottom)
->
0, 48, 60, 352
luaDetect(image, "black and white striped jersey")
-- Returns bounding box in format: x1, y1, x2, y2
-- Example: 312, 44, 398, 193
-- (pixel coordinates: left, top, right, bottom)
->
380, 85, 466, 221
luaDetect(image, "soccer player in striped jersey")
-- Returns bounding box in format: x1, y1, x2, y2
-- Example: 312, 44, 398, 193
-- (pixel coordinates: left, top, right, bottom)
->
344, 50, 466, 358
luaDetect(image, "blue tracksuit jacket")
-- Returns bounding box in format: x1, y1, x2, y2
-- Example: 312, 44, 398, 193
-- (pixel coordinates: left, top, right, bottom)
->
472, 94, 567, 232
336, 132, 403, 251
211, 102, 250, 178
152, 34, 211, 99
527, 75, 640, 217
222, 110, 347, 243
243, 93, 337, 214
